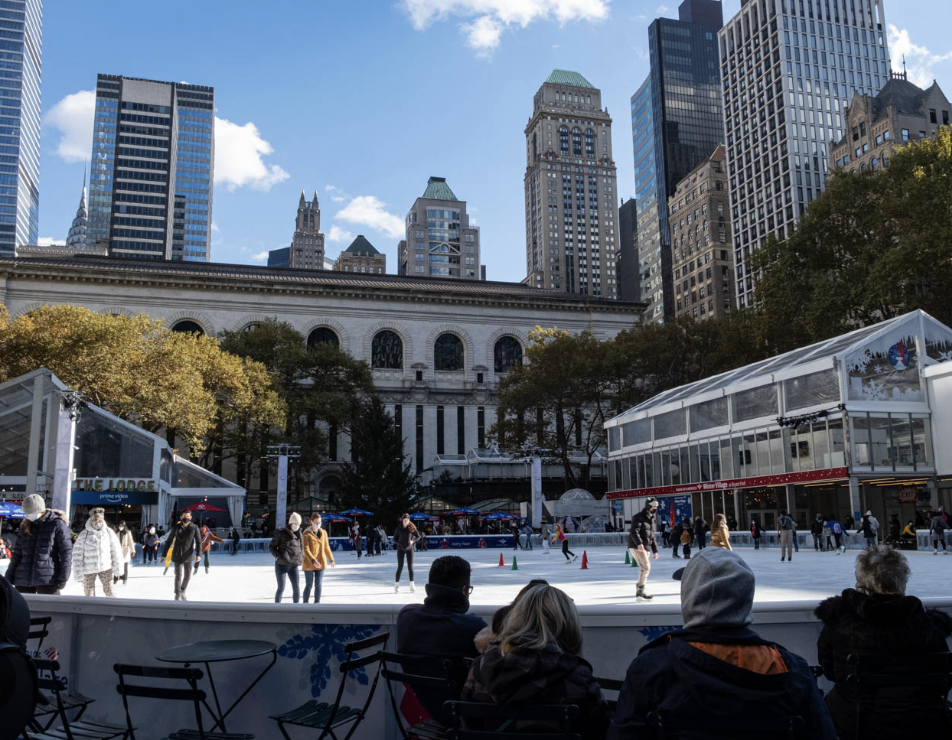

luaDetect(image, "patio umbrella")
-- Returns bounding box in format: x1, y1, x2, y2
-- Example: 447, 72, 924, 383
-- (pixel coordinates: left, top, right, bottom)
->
448, 508, 482, 516
481, 511, 516, 521
320, 513, 353, 523
181, 501, 226, 513
340, 508, 374, 517
0, 501, 23, 519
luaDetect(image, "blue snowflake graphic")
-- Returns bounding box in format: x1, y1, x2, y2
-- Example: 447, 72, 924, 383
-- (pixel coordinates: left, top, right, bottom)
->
638, 625, 681, 642
277, 624, 382, 698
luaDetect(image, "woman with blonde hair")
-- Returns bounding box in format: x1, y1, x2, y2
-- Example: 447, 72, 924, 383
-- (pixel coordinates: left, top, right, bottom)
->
710, 513, 732, 550
462, 584, 609, 738
551, 523, 578, 563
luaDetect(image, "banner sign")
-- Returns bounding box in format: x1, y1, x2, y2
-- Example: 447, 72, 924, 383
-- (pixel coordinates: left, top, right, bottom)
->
898, 486, 918, 504
71, 489, 159, 505
606, 467, 849, 500
73, 478, 157, 493
657, 494, 693, 528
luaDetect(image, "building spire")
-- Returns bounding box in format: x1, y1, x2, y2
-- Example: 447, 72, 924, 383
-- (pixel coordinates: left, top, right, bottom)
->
65, 168, 88, 249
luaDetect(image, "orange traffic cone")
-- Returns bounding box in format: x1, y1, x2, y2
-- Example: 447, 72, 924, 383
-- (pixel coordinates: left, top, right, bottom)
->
498, 552, 505, 567
580, 551, 589, 570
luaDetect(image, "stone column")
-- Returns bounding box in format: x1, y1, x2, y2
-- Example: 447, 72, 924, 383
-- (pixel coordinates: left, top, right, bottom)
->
25, 374, 46, 497
848, 476, 862, 521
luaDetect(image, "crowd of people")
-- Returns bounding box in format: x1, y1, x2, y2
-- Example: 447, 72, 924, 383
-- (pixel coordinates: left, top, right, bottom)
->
396, 545, 951, 738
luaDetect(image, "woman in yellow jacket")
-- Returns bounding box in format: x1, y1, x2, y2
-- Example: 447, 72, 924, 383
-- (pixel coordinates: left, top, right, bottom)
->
303, 512, 335, 603
710, 513, 732, 550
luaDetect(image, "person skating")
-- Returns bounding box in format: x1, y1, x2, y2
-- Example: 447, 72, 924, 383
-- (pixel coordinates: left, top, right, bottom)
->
4, 493, 72, 595
858, 512, 877, 550
777, 510, 795, 562
142, 525, 159, 564
350, 522, 363, 558
394, 513, 421, 593
670, 520, 683, 558
552, 523, 577, 563
302, 513, 334, 603
511, 521, 522, 551
660, 519, 670, 548
811, 514, 824, 551
750, 518, 762, 550
540, 522, 551, 555
710, 513, 732, 550
678, 518, 694, 559
72, 508, 122, 597
162, 510, 202, 601
521, 521, 534, 550
230, 527, 240, 556
929, 513, 948, 554
693, 516, 707, 550
829, 517, 846, 554
270, 513, 304, 603
114, 520, 135, 585
196, 525, 223, 574
376, 524, 386, 555
628, 498, 659, 600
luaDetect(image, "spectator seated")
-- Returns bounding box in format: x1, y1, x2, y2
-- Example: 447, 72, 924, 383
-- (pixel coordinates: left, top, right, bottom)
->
607, 547, 836, 739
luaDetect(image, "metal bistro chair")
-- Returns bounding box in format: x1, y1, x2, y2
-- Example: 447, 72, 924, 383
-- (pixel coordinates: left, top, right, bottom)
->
114, 663, 253, 740
443, 701, 582, 740
846, 652, 952, 736
646, 711, 805, 740
27, 617, 97, 731
595, 676, 624, 716
24, 658, 127, 740
380, 652, 474, 739
270, 632, 389, 740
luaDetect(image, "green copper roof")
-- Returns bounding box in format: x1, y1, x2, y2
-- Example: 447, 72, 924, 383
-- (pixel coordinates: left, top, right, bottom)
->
344, 235, 380, 255
422, 176, 459, 201
546, 70, 595, 89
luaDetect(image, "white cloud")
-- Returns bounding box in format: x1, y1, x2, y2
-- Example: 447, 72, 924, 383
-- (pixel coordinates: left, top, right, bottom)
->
38, 237, 66, 247
211, 222, 220, 232
42, 89, 95, 164
401, 0, 609, 54
335, 196, 404, 239
326, 185, 350, 203
214, 117, 290, 192
327, 225, 355, 244
655, 4, 670, 15
249, 250, 270, 263
888, 25, 952, 88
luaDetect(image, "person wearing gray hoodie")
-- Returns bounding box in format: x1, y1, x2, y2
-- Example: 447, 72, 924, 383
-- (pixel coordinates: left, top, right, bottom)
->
607, 548, 837, 739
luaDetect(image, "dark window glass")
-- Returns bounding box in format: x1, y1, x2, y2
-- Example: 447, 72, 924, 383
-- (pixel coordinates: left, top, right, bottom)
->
494, 336, 523, 373
371, 330, 403, 369
435, 333, 464, 371
307, 327, 339, 348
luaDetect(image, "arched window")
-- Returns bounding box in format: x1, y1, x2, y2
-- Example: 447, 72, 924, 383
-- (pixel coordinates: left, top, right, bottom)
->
171, 320, 204, 335
572, 128, 582, 156
559, 127, 569, 153
241, 322, 262, 333
371, 330, 403, 369
585, 129, 595, 156
494, 336, 523, 373
307, 327, 340, 348
434, 333, 464, 372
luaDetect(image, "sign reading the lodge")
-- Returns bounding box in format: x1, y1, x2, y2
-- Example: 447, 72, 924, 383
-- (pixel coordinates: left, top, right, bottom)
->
606, 467, 850, 500
71, 478, 159, 506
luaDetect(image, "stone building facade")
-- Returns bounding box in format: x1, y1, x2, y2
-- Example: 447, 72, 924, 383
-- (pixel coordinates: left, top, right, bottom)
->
668, 145, 735, 321
524, 70, 619, 298
831, 74, 950, 174
333, 235, 386, 274
0, 256, 642, 502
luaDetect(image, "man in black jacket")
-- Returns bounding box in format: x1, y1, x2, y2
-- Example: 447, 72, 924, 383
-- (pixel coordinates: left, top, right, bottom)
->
628, 498, 659, 600
397, 555, 487, 721
162, 511, 202, 601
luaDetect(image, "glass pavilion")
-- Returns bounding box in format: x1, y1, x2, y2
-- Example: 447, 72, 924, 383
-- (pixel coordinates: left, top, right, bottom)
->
605, 311, 952, 529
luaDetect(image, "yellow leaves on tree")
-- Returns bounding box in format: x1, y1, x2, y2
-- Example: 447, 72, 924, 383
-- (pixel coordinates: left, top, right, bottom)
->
0, 305, 285, 454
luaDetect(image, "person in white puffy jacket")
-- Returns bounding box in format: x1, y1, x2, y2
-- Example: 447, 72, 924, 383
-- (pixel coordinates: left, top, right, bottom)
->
71, 507, 122, 597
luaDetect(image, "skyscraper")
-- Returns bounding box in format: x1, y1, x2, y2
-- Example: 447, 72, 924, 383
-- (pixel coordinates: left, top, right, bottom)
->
617, 197, 640, 303
631, 0, 725, 323
87, 75, 214, 261
400, 177, 481, 280
524, 70, 618, 298
0, 0, 42, 257
65, 171, 87, 249
720, 0, 890, 307
268, 190, 325, 269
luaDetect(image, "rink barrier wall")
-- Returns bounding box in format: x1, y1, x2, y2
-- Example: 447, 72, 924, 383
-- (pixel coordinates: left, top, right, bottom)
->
23, 594, 952, 740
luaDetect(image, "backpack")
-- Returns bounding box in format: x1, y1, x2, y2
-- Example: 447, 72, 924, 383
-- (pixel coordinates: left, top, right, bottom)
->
832, 522, 843, 535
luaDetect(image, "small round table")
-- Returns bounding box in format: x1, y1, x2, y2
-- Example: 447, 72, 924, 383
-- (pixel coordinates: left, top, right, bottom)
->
156, 639, 277, 733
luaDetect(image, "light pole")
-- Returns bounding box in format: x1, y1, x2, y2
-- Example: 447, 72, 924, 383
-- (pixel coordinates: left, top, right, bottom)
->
266, 444, 300, 527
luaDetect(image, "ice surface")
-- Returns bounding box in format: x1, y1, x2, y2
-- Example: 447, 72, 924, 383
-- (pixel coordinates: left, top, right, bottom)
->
67, 544, 952, 606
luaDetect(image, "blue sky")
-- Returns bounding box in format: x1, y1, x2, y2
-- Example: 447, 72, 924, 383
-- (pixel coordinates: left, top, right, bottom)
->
38, 0, 952, 282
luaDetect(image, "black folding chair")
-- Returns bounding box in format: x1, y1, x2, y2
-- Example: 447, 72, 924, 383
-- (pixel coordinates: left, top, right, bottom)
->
24, 658, 127, 740
380, 652, 472, 739
114, 663, 253, 740
647, 711, 805, 739
443, 701, 581, 740
28, 617, 97, 730
595, 676, 624, 715
270, 632, 388, 740
846, 652, 952, 735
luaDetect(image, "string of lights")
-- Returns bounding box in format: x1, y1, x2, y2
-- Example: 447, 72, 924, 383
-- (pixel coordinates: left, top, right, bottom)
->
776, 403, 847, 429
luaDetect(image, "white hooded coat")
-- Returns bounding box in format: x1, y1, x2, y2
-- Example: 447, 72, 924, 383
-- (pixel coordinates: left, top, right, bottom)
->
71, 520, 122, 579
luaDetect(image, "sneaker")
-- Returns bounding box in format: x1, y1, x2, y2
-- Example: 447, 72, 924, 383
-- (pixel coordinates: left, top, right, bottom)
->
394, 583, 400, 593
409, 582, 416, 593
636, 588, 654, 600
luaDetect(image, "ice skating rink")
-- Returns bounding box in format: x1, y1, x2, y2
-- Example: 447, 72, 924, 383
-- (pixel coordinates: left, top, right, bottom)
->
61, 545, 952, 606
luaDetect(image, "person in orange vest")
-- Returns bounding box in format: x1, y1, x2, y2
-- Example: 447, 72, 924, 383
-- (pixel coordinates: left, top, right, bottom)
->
196, 524, 223, 575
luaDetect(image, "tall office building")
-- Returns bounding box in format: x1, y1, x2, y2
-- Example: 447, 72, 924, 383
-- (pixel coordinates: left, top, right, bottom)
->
631, 0, 725, 323
524, 70, 618, 298
87, 75, 214, 261
399, 177, 481, 280
720, 0, 890, 307
268, 190, 325, 269
617, 197, 640, 303
0, 0, 42, 257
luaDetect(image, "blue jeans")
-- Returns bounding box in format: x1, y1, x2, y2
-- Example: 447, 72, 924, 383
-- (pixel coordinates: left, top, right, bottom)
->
303, 569, 324, 603
274, 563, 300, 603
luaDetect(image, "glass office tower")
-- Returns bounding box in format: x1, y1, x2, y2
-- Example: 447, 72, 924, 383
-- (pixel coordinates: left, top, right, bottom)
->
0, 0, 42, 256
631, 0, 725, 323
720, 0, 890, 308
87, 74, 214, 261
